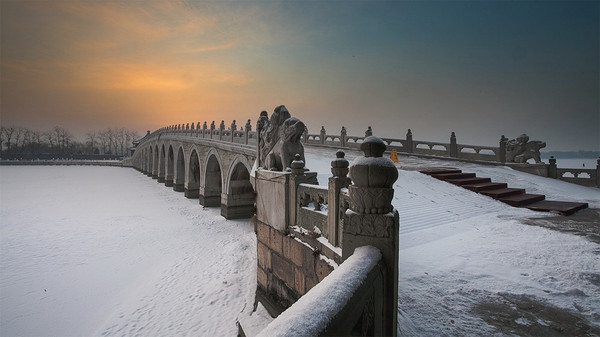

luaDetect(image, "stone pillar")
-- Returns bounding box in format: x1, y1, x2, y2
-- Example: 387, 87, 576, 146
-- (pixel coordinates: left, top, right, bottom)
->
210, 121, 215, 139
219, 120, 225, 141
245, 119, 252, 144
303, 126, 308, 144
405, 129, 413, 153
450, 132, 458, 157
196, 122, 200, 136
340, 126, 347, 148
320, 126, 326, 145
498, 135, 507, 163
327, 150, 350, 246
203, 121, 207, 138
342, 136, 399, 337
231, 120, 237, 142
548, 156, 558, 179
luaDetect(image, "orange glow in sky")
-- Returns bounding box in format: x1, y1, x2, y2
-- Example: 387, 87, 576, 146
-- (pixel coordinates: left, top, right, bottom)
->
1, 1, 598, 151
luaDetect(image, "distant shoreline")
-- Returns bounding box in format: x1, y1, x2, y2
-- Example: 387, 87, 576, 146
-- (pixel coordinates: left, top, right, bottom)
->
541, 151, 600, 159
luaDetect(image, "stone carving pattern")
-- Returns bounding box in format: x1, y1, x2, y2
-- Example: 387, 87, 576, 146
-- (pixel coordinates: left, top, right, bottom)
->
257, 105, 307, 171
344, 212, 394, 238
505, 134, 546, 163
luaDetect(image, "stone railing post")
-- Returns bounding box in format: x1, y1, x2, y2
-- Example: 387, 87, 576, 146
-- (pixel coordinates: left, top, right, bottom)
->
498, 135, 507, 163
548, 156, 558, 179
196, 122, 200, 137
340, 127, 347, 148
303, 126, 308, 144
210, 121, 215, 139
230, 120, 237, 142
245, 119, 252, 144
365, 126, 373, 137
202, 121, 207, 138
327, 150, 350, 246
320, 126, 326, 144
450, 132, 458, 157
289, 154, 305, 228
342, 136, 399, 337
405, 129, 413, 153
219, 120, 225, 141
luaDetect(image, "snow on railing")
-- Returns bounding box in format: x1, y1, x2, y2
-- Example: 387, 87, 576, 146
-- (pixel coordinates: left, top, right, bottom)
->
256, 246, 383, 337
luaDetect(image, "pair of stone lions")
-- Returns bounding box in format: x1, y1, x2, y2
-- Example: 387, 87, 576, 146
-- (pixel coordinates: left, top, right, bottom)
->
265, 117, 306, 171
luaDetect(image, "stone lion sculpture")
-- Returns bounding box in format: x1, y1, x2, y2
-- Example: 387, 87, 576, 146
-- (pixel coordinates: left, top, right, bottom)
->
506, 134, 546, 163
265, 117, 306, 171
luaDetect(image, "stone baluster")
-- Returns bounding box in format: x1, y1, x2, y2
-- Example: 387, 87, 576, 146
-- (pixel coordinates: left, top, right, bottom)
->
498, 135, 507, 163
340, 126, 347, 148
548, 156, 558, 179
196, 122, 200, 136
327, 150, 350, 246
342, 136, 399, 337
202, 121, 207, 138
210, 121, 215, 139
405, 129, 413, 153
302, 126, 308, 144
320, 126, 326, 145
245, 119, 252, 144
230, 120, 237, 142
450, 132, 458, 157
219, 120, 225, 141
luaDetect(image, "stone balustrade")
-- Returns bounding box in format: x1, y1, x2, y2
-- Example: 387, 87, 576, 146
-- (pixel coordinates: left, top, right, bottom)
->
549, 157, 600, 187
149, 120, 258, 146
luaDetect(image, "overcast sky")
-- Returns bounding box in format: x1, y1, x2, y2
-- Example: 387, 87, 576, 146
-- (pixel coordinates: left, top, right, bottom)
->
1, 0, 598, 151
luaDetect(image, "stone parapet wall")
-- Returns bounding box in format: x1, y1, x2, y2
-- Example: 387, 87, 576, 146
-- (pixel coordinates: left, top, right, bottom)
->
255, 219, 335, 316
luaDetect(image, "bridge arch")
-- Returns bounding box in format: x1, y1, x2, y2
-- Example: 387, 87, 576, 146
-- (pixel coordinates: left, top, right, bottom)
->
166, 144, 175, 187
173, 146, 185, 192
221, 154, 255, 219
185, 149, 201, 198
200, 149, 223, 207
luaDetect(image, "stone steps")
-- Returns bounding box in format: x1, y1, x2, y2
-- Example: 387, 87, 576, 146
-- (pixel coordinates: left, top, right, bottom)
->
420, 168, 588, 216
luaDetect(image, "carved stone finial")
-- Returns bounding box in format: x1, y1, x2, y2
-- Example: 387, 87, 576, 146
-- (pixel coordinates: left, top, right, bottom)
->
348, 136, 398, 214
290, 153, 305, 175
365, 126, 373, 137
331, 150, 349, 178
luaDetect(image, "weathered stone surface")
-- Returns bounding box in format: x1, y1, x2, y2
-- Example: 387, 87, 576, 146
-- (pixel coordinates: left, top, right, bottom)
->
257, 242, 271, 270
257, 266, 268, 289
316, 257, 334, 282
270, 228, 284, 255
294, 267, 305, 295
256, 221, 270, 245
283, 236, 304, 267
254, 170, 290, 232
272, 253, 295, 288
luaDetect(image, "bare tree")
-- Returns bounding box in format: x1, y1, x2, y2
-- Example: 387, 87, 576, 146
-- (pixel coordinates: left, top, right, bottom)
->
86, 132, 98, 154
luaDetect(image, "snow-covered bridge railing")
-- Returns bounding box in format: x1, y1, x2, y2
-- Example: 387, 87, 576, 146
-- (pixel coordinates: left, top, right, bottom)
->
303, 127, 501, 163
250, 135, 399, 336
549, 157, 600, 188
255, 246, 385, 337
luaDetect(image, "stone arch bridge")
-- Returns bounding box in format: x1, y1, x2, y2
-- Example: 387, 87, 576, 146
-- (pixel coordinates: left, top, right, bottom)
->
130, 125, 258, 219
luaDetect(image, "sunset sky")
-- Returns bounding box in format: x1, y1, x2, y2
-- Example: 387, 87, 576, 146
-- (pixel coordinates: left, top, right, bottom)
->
1, 0, 598, 151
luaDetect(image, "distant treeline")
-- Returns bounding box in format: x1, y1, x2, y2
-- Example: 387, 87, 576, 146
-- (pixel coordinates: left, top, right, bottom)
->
541, 150, 600, 159
0, 125, 139, 160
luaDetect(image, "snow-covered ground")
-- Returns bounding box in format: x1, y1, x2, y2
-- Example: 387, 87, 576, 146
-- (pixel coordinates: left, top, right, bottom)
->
1, 146, 598, 336
0, 166, 256, 336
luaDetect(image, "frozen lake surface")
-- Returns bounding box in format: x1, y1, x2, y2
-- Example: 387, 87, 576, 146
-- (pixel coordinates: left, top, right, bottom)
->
1, 149, 599, 336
